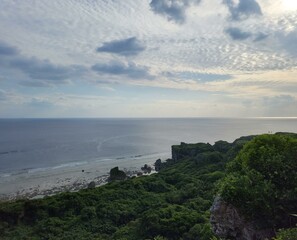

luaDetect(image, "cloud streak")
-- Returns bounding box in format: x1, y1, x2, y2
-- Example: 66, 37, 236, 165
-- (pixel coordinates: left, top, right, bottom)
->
253, 32, 269, 42
0, 41, 87, 85
225, 27, 252, 40
10, 57, 86, 81
91, 60, 154, 80
96, 37, 146, 56
164, 71, 233, 82
0, 41, 19, 56
224, 27, 268, 42
0, 89, 8, 101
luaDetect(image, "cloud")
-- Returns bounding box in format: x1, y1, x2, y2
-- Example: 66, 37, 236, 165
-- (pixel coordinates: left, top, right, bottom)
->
262, 95, 297, 116
96, 37, 146, 56
163, 71, 233, 82
0, 41, 87, 85
253, 32, 269, 42
263, 95, 295, 106
0, 41, 19, 56
18, 80, 54, 88
10, 56, 86, 81
223, 0, 262, 21
225, 27, 252, 40
0, 89, 8, 101
224, 28, 268, 42
29, 97, 53, 108
91, 60, 154, 80
280, 30, 297, 57
149, 0, 201, 24
0, 89, 22, 103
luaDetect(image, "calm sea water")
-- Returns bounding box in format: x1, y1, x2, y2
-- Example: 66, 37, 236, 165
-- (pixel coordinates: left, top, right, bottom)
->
0, 118, 297, 176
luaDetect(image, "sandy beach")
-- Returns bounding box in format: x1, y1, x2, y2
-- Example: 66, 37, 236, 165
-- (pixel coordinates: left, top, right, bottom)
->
0, 153, 167, 201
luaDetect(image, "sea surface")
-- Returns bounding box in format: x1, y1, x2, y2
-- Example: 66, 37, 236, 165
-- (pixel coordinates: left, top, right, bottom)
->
1, 118, 297, 178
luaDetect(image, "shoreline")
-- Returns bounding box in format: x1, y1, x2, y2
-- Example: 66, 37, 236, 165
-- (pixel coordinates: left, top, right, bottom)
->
0, 154, 165, 202
0, 174, 110, 202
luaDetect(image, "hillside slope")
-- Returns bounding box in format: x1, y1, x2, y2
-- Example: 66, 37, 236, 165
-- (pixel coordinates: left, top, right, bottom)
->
0, 133, 296, 240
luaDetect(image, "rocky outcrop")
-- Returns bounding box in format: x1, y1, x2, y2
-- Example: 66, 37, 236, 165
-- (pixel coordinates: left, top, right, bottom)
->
154, 159, 162, 171
172, 142, 213, 162
87, 181, 96, 189
141, 164, 152, 174
109, 167, 127, 181
210, 197, 274, 240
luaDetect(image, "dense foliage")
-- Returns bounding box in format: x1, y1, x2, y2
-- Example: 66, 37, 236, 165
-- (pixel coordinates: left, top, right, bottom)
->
274, 227, 297, 240
0, 140, 237, 240
0, 133, 296, 239
219, 134, 297, 229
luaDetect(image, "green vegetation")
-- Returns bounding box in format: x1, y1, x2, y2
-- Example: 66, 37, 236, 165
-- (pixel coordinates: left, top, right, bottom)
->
0, 133, 296, 239
219, 134, 297, 229
274, 227, 297, 240
0, 142, 232, 240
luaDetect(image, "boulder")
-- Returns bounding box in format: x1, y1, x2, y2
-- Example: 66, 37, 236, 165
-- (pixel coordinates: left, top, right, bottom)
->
154, 159, 162, 171
109, 167, 127, 181
141, 164, 152, 173
87, 181, 96, 189
210, 197, 273, 240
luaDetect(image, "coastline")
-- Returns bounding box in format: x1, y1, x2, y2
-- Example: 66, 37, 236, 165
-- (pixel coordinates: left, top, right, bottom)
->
0, 153, 167, 201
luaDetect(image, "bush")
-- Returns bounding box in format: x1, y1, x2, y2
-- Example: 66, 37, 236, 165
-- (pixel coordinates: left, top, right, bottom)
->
274, 227, 297, 240
81, 206, 97, 220
219, 134, 297, 228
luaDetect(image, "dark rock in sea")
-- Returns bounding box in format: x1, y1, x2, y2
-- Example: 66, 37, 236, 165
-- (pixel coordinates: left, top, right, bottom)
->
137, 172, 143, 176
154, 159, 162, 171
141, 164, 152, 173
88, 181, 96, 189
210, 196, 274, 240
109, 167, 127, 181
81, 169, 84, 172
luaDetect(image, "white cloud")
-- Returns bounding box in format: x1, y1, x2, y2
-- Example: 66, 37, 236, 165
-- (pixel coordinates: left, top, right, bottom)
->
0, 0, 296, 117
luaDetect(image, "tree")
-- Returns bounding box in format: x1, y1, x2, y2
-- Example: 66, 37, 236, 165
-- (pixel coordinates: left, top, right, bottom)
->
219, 134, 297, 228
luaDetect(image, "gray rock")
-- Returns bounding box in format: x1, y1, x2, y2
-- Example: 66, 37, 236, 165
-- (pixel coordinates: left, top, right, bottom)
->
141, 164, 152, 173
210, 196, 273, 240
87, 181, 96, 189
154, 159, 162, 171
109, 167, 127, 181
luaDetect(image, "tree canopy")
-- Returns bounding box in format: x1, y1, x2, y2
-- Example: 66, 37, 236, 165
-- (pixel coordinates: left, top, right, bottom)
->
219, 134, 297, 228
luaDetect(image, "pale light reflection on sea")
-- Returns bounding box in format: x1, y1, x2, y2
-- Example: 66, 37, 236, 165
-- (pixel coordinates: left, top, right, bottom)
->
1, 118, 297, 177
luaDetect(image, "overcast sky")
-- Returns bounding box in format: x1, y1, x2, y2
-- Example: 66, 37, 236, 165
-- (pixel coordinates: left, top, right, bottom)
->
0, 0, 297, 118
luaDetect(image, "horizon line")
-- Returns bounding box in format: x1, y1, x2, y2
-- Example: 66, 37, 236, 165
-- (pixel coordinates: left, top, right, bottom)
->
0, 117, 297, 120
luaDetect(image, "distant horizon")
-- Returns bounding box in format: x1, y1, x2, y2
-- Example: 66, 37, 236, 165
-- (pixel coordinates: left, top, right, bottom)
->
1, 116, 297, 120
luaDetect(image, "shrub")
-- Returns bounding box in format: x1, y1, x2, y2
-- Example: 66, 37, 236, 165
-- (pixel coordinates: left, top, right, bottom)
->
219, 134, 297, 228
274, 227, 297, 240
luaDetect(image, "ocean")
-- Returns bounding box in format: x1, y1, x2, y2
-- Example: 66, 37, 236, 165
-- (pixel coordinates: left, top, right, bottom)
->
1, 118, 297, 178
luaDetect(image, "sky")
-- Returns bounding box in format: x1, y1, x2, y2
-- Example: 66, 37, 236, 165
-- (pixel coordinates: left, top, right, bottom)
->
0, 0, 297, 118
